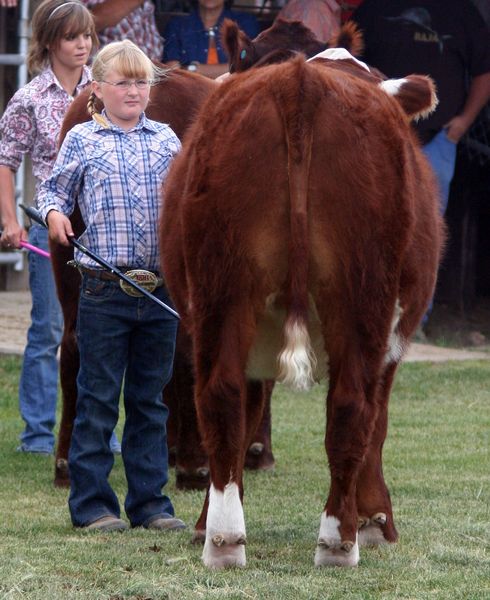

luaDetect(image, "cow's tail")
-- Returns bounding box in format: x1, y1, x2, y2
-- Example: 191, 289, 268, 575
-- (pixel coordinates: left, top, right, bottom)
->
273, 58, 320, 391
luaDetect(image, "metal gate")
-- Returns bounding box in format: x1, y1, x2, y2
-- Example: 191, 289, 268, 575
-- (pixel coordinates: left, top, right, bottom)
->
0, 0, 30, 272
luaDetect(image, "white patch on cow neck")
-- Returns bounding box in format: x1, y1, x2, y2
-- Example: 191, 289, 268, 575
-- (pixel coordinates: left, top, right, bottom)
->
308, 48, 370, 72
380, 78, 408, 97
315, 512, 360, 567
384, 298, 407, 365
202, 482, 246, 567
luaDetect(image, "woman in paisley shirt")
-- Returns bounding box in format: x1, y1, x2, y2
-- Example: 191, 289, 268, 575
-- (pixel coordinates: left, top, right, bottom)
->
0, 0, 97, 455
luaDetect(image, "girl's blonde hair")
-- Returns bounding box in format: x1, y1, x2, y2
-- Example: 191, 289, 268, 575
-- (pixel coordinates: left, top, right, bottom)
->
27, 0, 98, 75
88, 40, 169, 127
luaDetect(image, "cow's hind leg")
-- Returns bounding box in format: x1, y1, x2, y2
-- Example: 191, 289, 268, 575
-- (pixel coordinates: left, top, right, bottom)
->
199, 367, 247, 568
356, 363, 399, 546
315, 353, 383, 568
194, 314, 252, 569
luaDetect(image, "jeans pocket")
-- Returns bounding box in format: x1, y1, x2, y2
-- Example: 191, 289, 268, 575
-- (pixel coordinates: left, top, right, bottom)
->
81, 275, 116, 302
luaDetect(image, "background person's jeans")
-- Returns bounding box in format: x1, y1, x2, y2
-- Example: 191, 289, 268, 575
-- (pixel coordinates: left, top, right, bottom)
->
422, 128, 457, 216
69, 275, 178, 527
18, 224, 63, 453
420, 129, 457, 324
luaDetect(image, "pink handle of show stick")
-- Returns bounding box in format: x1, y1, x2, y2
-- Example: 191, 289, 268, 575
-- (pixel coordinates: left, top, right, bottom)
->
19, 240, 51, 259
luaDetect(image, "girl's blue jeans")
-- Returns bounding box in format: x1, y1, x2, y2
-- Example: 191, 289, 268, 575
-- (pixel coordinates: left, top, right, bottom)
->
68, 273, 178, 527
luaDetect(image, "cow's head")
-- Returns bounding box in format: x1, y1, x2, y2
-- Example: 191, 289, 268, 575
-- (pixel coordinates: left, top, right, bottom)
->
223, 18, 363, 74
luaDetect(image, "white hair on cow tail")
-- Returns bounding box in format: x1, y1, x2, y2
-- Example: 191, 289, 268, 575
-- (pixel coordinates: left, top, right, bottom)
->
384, 298, 407, 365
277, 318, 316, 390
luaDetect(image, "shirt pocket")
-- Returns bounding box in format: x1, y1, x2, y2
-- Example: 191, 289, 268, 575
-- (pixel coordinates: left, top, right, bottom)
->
86, 143, 117, 184
147, 141, 175, 180
147, 141, 176, 201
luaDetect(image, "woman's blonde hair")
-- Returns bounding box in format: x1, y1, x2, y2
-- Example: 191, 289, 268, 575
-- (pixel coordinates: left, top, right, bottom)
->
88, 40, 169, 127
27, 0, 98, 75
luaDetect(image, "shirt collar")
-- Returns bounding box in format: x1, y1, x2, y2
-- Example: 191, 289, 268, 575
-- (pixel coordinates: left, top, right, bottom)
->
37, 65, 92, 95
95, 110, 159, 133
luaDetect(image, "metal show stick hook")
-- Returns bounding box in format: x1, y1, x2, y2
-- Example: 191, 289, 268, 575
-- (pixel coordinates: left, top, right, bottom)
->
19, 204, 180, 320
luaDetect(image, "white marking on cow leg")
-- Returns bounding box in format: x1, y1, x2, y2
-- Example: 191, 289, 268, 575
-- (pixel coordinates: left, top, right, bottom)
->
315, 512, 360, 567
277, 319, 316, 391
202, 482, 246, 569
358, 513, 389, 547
384, 299, 407, 365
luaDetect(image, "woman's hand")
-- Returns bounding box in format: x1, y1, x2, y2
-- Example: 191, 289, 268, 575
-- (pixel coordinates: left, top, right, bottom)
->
0, 219, 25, 249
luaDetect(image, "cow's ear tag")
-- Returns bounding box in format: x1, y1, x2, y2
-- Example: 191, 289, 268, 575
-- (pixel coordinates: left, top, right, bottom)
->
240, 49, 247, 60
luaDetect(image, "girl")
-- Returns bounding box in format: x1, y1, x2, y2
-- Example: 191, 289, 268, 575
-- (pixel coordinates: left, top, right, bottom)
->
38, 40, 185, 532
0, 0, 97, 455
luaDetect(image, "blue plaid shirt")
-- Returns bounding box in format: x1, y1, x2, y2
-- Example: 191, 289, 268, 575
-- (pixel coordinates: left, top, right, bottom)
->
38, 113, 181, 271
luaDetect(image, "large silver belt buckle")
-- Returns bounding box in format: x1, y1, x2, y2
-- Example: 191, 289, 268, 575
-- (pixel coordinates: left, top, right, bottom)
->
119, 269, 158, 297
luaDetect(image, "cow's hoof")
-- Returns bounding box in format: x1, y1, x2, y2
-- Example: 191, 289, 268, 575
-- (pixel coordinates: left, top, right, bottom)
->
202, 533, 246, 569
247, 442, 264, 456
244, 444, 275, 471
358, 512, 397, 546
176, 466, 210, 491
191, 529, 206, 545
372, 512, 387, 525
357, 516, 369, 529
54, 458, 70, 488
315, 537, 359, 567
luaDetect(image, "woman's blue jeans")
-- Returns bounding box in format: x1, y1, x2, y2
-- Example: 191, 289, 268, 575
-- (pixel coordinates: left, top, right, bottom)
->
422, 128, 457, 216
68, 274, 178, 527
421, 129, 457, 322
18, 224, 63, 453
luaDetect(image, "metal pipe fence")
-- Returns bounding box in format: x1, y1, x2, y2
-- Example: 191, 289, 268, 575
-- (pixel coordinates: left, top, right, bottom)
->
0, 0, 30, 271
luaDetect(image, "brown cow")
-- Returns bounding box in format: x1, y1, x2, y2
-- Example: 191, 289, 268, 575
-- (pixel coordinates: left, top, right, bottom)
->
160, 53, 444, 568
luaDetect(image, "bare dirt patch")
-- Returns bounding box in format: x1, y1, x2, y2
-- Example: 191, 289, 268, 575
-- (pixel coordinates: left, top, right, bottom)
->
0, 291, 488, 361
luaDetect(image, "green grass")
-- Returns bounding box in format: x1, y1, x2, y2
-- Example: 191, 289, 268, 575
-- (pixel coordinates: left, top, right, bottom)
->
0, 354, 489, 599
